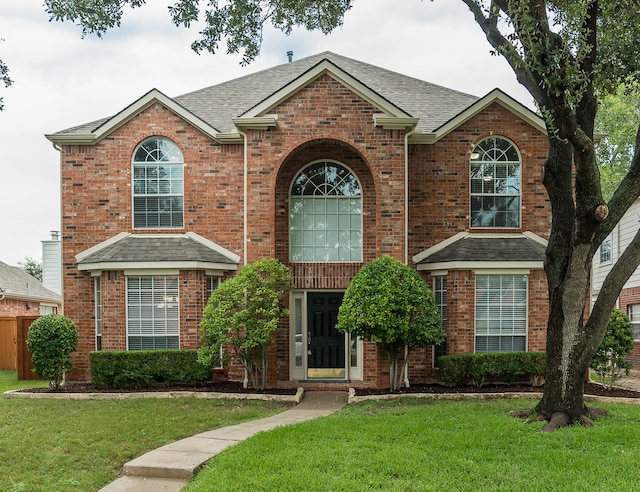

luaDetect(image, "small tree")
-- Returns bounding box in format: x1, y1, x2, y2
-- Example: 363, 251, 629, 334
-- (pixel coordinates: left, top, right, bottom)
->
590, 308, 634, 390
199, 258, 293, 390
19, 257, 43, 281
336, 256, 443, 391
26, 314, 78, 389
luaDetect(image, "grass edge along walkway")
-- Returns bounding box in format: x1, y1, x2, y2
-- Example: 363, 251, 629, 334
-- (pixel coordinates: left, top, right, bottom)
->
184, 397, 640, 492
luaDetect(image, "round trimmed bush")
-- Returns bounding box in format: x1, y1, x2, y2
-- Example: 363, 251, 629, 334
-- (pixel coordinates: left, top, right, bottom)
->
26, 314, 78, 389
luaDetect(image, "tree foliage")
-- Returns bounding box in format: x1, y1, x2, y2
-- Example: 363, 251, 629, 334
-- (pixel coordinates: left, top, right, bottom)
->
590, 308, 634, 389
595, 82, 640, 201
19, 257, 43, 282
0, 38, 12, 111
336, 256, 442, 391
199, 258, 293, 390
26, 314, 78, 389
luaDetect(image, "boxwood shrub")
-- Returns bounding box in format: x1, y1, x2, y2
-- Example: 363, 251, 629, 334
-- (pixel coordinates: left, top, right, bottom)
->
89, 349, 213, 388
437, 352, 546, 387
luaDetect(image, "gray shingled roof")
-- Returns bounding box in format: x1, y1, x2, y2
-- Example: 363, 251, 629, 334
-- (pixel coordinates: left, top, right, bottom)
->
0, 261, 62, 303
77, 235, 238, 265
417, 236, 547, 264
53, 52, 479, 136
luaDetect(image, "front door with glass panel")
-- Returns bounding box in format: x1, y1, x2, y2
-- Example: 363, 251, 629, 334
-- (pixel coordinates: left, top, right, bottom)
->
307, 292, 345, 378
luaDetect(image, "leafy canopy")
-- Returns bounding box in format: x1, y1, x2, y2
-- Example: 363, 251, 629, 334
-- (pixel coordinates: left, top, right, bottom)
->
26, 314, 78, 389
199, 258, 293, 389
336, 256, 442, 352
590, 308, 634, 389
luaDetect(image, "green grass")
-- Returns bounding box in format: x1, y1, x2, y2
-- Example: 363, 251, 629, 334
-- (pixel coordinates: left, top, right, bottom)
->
0, 371, 292, 492
184, 397, 640, 492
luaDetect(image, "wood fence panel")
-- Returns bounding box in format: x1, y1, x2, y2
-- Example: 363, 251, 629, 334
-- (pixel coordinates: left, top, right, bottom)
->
16, 316, 41, 380
0, 317, 17, 370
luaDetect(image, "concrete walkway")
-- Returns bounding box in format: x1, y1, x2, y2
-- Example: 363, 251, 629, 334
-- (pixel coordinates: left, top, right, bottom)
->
99, 391, 348, 492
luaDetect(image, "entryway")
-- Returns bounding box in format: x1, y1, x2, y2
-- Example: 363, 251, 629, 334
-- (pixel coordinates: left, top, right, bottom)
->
307, 292, 345, 378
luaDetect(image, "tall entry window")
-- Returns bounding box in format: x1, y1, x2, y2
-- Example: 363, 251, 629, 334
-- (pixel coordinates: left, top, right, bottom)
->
133, 137, 184, 228
289, 161, 362, 262
470, 136, 521, 228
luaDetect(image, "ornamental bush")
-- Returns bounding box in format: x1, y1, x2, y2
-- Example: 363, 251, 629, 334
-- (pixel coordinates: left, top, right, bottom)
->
590, 308, 634, 389
90, 350, 213, 388
26, 314, 78, 389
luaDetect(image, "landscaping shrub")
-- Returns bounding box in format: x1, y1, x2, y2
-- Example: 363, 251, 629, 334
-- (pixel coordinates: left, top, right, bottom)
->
26, 314, 78, 389
437, 352, 546, 387
90, 349, 213, 388
590, 308, 634, 389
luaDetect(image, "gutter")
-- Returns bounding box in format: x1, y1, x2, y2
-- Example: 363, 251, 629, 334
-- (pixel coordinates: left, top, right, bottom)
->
404, 127, 416, 265
239, 129, 248, 266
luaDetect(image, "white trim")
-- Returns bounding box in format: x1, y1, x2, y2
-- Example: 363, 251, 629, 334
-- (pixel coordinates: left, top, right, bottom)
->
241, 60, 411, 120
418, 261, 542, 272
46, 89, 222, 145
123, 269, 180, 276
472, 268, 531, 275
79, 261, 237, 272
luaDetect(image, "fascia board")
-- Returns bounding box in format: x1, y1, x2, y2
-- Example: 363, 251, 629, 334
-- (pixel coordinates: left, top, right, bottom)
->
76, 232, 131, 263
232, 115, 278, 130
412, 231, 469, 264
242, 60, 412, 120
416, 261, 543, 271
78, 261, 239, 272
429, 89, 546, 144
373, 116, 420, 130
185, 232, 241, 264
47, 89, 223, 145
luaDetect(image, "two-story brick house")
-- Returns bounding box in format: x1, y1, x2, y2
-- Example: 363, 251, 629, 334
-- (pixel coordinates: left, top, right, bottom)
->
46, 52, 551, 388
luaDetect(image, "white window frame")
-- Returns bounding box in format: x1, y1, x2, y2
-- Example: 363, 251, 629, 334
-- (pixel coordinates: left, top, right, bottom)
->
600, 235, 612, 263
126, 274, 180, 350
433, 274, 447, 366
470, 136, 522, 229
474, 272, 528, 353
289, 160, 363, 263
132, 137, 184, 229
629, 304, 640, 341
94, 276, 102, 351
206, 275, 223, 368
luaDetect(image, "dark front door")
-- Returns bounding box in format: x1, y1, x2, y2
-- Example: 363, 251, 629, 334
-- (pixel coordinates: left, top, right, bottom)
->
307, 292, 345, 378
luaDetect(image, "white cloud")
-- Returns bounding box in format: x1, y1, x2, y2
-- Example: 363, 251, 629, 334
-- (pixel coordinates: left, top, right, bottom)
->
0, 0, 535, 266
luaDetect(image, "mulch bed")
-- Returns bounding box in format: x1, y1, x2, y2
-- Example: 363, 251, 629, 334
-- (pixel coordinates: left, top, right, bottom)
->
355, 382, 640, 399
16, 381, 640, 399
18, 381, 298, 395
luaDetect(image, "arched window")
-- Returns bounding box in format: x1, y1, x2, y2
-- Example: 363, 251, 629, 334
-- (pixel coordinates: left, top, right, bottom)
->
470, 136, 521, 228
289, 161, 362, 262
132, 137, 184, 228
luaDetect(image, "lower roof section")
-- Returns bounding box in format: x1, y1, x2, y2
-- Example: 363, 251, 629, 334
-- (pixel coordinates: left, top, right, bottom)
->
413, 231, 547, 271
76, 232, 240, 273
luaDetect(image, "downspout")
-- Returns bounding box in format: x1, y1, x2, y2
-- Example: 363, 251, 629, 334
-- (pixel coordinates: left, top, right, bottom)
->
404, 126, 416, 388
239, 128, 249, 389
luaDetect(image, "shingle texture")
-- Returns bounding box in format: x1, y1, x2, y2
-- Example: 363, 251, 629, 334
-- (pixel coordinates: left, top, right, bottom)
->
0, 261, 62, 302
77, 235, 237, 265
418, 236, 547, 264
53, 52, 479, 136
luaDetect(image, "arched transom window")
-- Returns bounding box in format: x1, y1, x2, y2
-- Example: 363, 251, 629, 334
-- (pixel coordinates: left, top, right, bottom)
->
133, 137, 184, 229
289, 161, 362, 262
470, 136, 521, 228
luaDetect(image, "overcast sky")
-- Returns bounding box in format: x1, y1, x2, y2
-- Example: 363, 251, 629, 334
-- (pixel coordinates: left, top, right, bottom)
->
0, 0, 534, 267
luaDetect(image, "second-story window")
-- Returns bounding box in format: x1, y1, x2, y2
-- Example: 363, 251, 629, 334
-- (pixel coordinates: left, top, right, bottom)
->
470, 136, 521, 228
133, 137, 184, 229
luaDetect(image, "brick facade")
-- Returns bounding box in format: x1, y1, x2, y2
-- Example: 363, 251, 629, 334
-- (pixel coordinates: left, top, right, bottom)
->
618, 287, 640, 367
54, 56, 551, 387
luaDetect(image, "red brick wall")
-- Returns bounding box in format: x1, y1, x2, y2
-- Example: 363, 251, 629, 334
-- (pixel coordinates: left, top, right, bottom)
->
618, 287, 640, 368
58, 78, 551, 386
0, 299, 43, 317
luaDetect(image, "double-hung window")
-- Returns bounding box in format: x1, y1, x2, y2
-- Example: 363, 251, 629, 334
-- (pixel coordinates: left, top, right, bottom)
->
629, 304, 640, 341
126, 275, 179, 350
470, 137, 521, 228
475, 274, 528, 352
133, 137, 184, 228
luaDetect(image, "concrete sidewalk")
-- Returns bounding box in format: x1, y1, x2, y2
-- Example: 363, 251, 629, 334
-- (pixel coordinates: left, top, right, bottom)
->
99, 391, 348, 492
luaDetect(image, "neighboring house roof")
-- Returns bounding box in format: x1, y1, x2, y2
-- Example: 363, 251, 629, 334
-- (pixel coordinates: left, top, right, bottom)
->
46, 52, 543, 146
413, 232, 547, 271
76, 232, 241, 272
0, 261, 62, 304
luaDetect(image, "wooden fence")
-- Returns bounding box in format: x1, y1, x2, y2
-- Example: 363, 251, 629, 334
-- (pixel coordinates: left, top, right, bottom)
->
0, 316, 41, 379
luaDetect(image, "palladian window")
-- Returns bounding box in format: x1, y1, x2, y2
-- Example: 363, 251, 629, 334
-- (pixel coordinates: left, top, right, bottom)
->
133, 137, 184, 228
470, 136, 521, 228
289, 161, 362, 262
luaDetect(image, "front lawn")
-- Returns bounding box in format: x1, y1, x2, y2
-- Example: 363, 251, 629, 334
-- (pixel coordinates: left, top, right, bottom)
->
0, 370, 292, 492
185, 397, 640, 491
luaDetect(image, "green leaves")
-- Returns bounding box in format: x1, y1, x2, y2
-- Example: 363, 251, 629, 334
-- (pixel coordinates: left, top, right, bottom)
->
26, 314, 78, 389
590, 308, 634, 389
199, 258, 293, 389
